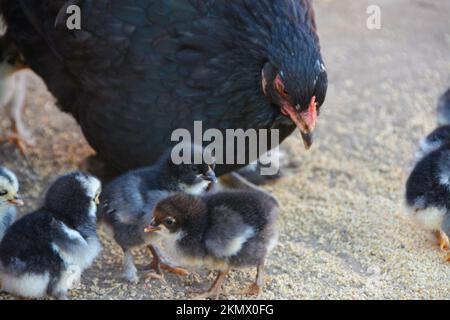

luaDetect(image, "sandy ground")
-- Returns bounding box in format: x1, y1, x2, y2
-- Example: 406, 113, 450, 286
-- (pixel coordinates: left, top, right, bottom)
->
0, 0, 450, 300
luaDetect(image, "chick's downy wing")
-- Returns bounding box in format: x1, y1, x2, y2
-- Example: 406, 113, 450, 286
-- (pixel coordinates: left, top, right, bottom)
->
204, 206, 256, 259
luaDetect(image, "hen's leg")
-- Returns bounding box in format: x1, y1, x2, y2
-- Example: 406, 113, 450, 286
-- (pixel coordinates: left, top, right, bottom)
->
7, 73, 34, 155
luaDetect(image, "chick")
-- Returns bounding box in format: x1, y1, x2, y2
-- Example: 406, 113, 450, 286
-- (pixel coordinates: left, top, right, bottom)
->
0, 37, 32, 155
0, 167, 23, 241
98, 146, 217, 283
146, 190, 279, 299
0, 172, 102, 299
406, 144, 450, 255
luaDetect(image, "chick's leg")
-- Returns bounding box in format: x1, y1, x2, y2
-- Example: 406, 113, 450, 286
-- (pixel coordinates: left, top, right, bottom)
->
435, 230, 449, 251
122, 248, 140, 283
148, 245, 189, 276
191, 269, 229, 300
241, 259, 265, 297
148, 245, 162, 274
441, 217, 450, 261
48, 273, 70, 300
140, 246, 164, 281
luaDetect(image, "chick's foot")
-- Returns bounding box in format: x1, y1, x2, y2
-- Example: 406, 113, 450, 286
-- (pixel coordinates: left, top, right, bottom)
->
436, 230, 449, 251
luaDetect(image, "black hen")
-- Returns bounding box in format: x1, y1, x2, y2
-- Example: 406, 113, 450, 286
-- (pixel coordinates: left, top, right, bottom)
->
1, 0, 327, 175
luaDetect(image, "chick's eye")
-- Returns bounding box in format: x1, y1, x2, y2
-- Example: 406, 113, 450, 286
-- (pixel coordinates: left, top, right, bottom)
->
164, 217, 175, 226
192, 165, 199, 173
0, 190, 7, 196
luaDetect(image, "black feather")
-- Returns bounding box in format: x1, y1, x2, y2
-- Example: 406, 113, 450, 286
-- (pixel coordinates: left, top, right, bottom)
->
2, 0, 326, 174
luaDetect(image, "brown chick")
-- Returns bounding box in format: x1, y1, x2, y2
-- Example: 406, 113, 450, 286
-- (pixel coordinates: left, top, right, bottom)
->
146, 190, 279, 299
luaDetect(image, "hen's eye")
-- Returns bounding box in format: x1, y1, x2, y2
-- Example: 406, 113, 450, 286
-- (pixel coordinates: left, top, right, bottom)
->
275, 75, 289, 97
164, 217, 176, 226
0, 190, 7, 196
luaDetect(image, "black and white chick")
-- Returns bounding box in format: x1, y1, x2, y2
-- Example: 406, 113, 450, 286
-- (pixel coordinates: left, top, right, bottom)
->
98, 146, 217, 283
0, 172, 102, 299
0, 35, 32, 155
406, 144, 450, 256
415, 89, 450, 161
145, 190, 279, 299
0, 167, 23, 241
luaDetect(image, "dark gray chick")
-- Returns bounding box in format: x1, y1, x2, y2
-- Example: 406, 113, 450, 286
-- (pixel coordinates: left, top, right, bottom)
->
98, 145, 216, 283
146, 189, 279, 299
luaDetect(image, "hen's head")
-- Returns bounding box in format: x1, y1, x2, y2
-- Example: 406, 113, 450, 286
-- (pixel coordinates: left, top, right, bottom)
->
262, 26, 328, 149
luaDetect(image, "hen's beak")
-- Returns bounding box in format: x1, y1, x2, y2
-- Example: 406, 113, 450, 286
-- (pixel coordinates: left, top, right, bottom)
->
282, 96, 317, 150
8, 195, 24, 206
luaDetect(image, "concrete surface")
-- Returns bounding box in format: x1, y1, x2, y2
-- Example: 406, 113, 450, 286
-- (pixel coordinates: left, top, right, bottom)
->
0, 0, 450, 299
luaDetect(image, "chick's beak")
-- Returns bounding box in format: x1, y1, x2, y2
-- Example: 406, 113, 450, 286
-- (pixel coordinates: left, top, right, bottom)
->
282, 96, 317, 150
144, 225, 161, 233
144, 219, 161, 233
8, 195, 24, 206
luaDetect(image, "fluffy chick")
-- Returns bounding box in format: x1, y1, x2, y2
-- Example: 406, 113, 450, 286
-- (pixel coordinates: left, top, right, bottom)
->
0, 37, 32, 155
146, 190, 279, 299
406, 144, 450, 254
98, 146, 217, 283
0, 172, 102, 299
0, 167, 23, 241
